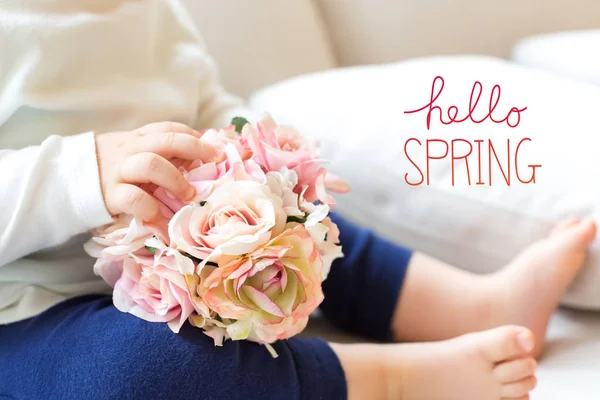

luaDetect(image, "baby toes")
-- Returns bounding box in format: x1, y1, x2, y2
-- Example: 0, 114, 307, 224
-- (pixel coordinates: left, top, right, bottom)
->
493, 357, 537, 383
551, 218, 596, 248
577, 218, 597, 244
549, 217, 580, 236
477, 326, 535, 363
501, 375, 537, 398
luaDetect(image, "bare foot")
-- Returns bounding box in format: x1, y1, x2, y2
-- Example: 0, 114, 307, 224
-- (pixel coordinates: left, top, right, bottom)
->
485, 218, 597, 358
390, 326, 537, 400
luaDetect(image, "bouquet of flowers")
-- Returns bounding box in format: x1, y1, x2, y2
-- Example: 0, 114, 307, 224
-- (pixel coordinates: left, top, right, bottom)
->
84, 114, 350, 356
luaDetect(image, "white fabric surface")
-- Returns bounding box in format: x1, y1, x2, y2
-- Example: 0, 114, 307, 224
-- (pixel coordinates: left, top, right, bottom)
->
252, 55, 600, 397
0, 0, 249, 324
512, 30, 600, 86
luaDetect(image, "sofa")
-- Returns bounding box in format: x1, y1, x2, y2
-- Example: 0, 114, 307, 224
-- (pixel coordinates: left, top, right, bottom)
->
182, 1, 600, 398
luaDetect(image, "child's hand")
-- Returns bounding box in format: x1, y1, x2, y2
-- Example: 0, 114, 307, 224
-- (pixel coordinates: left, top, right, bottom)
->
96, 121, 218, 222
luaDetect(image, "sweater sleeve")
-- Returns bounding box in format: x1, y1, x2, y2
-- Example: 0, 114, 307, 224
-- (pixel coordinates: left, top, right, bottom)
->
320, 213, 414, 342
0, 132, 113, 268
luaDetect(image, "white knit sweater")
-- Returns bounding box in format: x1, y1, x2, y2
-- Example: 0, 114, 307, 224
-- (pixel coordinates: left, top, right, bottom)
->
0, 0, 249, 324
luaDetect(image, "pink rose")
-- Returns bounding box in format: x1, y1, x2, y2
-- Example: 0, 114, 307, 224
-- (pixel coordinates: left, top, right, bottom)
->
152, 143, 265, 214
84, 115, 349, 347
84, 214, 153, 256
198, 225, 324, 343
295, 200, 344, 280
200, 126, 252, 160
243, 114, 351, 204
186, 144, 265, 202
168, 180, 287, 267
84, 214, 158, 286
311, 216, 343, 280
265, 168, 304, 218
112, 249, 195, 333
243, 114, 319, 173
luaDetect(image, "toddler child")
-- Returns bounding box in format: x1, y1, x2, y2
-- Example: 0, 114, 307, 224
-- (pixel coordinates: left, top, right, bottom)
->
0, 1, 595, 399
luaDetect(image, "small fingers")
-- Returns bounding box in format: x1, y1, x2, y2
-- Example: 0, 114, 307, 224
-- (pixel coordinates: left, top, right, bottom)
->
139, 121, 201, 138
137, 132, 219, 162
120, 153, 194, 201
112, 183, 160, 222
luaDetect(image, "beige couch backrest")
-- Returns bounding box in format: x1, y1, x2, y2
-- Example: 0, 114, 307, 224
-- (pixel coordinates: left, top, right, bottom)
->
180, 0, 335, 97
315, 0, 600, 66
181, 0, 600, 97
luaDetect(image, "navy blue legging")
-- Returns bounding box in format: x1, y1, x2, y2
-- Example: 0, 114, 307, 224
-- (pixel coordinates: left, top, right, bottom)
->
0, 214, 412, 400
0, 295, 345, 400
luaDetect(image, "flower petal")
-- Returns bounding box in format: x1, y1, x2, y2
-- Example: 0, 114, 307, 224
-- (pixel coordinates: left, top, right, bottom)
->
226, 319, 253, 341
242, 286, 286, 317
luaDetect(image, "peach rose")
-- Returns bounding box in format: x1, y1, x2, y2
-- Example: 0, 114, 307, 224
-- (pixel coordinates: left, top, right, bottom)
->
198, 225, 324, 343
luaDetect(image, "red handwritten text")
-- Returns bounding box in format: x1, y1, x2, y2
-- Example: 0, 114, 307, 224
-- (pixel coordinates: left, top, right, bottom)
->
402, 76, 540, 186
404, 76, 528, 130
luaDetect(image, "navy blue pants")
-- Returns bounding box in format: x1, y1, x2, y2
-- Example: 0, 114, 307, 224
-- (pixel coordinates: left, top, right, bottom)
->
0, 214, 412, 400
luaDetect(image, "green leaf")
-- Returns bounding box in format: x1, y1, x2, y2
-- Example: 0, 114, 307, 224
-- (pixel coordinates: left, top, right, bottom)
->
286, 215, 307, 224
145, 246, 157, 255
231, 116, 249, 133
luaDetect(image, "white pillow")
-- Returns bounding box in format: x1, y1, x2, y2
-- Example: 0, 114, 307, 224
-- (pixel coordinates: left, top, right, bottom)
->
512, 30, 600, 86
249, 55, 600, 309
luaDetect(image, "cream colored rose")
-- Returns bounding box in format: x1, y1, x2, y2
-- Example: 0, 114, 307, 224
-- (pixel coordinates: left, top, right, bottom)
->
168, 180, 287, 267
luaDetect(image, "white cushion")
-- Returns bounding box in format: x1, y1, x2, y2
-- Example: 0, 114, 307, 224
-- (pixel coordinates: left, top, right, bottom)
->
512, 30, 600, 86
179, 0, 335, 97
249, 55, 600, 310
